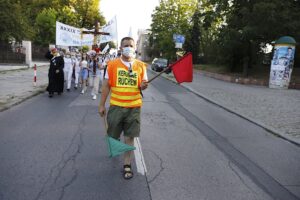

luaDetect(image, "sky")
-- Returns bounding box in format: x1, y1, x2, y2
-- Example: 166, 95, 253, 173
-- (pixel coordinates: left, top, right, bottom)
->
99, 0, 159, 46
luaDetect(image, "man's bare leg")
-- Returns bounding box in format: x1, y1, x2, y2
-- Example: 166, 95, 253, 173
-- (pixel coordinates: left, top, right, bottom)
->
123, 136, 134, 179
124, 136, 134, 165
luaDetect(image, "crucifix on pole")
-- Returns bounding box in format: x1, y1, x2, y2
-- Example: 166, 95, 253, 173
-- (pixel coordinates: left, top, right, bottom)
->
81, 21, 110, 46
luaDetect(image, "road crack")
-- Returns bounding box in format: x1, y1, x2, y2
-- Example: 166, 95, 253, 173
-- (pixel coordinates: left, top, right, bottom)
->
34, 109, 88, 200
147, 150, 164, 184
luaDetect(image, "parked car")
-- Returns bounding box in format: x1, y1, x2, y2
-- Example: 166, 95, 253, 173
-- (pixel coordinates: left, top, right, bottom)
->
151, 58, 168, 72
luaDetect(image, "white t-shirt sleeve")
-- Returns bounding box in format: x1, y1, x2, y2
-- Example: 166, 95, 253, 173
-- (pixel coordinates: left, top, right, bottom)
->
143, 66, 148, 81
104, 66, 109, 79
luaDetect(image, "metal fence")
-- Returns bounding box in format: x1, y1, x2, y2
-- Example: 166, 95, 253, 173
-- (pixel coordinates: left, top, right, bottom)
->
0, 42, 25, 64
32, 44, 48, 61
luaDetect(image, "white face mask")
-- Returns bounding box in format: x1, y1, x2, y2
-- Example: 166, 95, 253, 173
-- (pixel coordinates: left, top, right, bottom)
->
122, 47, 135, 58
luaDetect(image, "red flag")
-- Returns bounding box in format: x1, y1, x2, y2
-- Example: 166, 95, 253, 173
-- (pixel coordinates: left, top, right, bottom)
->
171, 52, 193, 83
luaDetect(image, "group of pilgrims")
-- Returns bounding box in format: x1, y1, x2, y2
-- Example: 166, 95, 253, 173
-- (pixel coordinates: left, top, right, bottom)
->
45, 47, 118, 99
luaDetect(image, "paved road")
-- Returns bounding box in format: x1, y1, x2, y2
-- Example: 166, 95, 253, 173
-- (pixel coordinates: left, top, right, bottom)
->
0, 71, 299, 200
1, 64, 299, 145
0, 88, 150, 200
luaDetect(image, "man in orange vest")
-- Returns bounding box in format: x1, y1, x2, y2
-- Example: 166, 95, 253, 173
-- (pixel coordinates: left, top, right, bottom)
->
98, 37, 148, 179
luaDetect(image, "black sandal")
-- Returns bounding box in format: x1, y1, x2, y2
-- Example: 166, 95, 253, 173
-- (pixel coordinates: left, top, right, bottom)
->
123, 165, 133, 180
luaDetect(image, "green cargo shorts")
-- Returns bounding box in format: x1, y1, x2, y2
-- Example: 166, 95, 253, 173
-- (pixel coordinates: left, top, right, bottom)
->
107, 105, 141, 139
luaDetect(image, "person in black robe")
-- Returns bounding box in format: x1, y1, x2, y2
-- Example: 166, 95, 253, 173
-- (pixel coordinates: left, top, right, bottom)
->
45, 48, 64, 97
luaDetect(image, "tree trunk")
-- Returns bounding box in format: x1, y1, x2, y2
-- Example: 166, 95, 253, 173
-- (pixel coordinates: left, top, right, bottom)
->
243, 56, 249, 77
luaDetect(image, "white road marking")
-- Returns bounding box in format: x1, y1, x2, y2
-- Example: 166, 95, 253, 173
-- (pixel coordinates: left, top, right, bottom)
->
134, 138, 147, 175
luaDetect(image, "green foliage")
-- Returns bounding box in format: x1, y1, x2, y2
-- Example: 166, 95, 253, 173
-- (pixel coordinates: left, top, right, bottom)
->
57, 6, 78, 27
71, 0, 106, 28
150, 0, 300, 71
201, 0, 300, 72
81, 45, 90, 53
35, 8, 57, 46
150, 0, 198, 61
185, 7, 201, 63
0, 0, 33, 42
0, 0, 106, 45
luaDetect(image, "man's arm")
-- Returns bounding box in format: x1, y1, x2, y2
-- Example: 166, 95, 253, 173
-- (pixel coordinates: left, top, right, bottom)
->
141, 64, 148, 90
45, 51, 53, 60
98, 79, 110, 117
99, 62, 106, 70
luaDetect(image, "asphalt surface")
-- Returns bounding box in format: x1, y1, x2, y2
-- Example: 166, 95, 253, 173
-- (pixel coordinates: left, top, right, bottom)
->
0, 87, 150, 200
0, 70, 299, 200
1, 64, 299, 145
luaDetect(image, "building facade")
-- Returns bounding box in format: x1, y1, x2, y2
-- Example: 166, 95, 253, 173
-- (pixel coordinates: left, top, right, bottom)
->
136, 29, 151, 62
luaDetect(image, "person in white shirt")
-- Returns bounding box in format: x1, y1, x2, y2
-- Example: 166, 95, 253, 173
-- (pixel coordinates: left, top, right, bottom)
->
80, 53, 89, 94
63, 51, 74, 91
89, 54, 105, 100
74, 53, 81, 89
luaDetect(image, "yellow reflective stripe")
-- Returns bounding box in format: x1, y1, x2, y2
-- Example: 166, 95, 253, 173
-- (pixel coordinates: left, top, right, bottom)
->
111, 87, 139, 93
111, 93, 141, 100
110, 99, 142, 107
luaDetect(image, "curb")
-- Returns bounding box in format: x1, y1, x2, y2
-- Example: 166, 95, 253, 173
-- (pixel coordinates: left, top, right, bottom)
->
0, 65, 29, 72
195, 70, 268, 86
0, 63, 49, 72
0, 85, 47, 112
150, 69, 300, 146
0, 64, 49, 112
195, 70, 300, 90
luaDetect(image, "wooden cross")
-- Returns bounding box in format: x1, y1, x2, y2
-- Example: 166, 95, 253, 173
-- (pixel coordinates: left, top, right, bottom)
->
81, 21, 110, 45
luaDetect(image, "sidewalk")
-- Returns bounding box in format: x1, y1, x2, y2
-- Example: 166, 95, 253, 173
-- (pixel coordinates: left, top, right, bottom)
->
157, 69, 300, 146
0, 62, 49, 111
0, 61, 49, 72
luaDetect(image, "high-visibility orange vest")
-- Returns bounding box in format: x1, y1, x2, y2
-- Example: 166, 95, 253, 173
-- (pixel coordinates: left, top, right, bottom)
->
107, 58, 146, 108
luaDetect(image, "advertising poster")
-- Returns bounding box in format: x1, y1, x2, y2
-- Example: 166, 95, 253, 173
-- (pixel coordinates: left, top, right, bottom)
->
269, 45, 295, 89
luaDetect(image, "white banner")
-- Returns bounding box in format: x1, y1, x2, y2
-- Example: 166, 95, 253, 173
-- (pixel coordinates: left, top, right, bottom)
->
56, 21, 94, 46
99, 16, 118, 44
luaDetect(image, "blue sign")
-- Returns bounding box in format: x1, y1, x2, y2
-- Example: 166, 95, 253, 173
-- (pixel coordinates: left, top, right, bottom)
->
173, 34, 185, 44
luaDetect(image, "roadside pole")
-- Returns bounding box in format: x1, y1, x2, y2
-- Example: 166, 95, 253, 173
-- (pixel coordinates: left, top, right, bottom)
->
33, 64, 37, 86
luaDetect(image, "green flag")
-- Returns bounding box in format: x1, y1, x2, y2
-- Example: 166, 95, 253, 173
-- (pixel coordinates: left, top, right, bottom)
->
105, 136, 136, 157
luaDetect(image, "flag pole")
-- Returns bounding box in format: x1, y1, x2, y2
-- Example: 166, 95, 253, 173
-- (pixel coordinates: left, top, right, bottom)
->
148, 52, 193, 84
147, 65, 172, 83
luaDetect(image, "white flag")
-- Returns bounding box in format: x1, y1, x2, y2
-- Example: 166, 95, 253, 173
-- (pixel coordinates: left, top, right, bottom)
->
102, 44, 110, 54
99, 16, 118, 44
128, 27, 133, 37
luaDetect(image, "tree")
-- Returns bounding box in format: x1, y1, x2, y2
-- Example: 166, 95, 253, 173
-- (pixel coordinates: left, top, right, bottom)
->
201, 0, 300, 73
150, 0, 197, 61
185, 3, 201, 64
2, 0, 106, 45
34, 8, 57, 45
0, 0, 33, 42
71, 0, 105, 28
